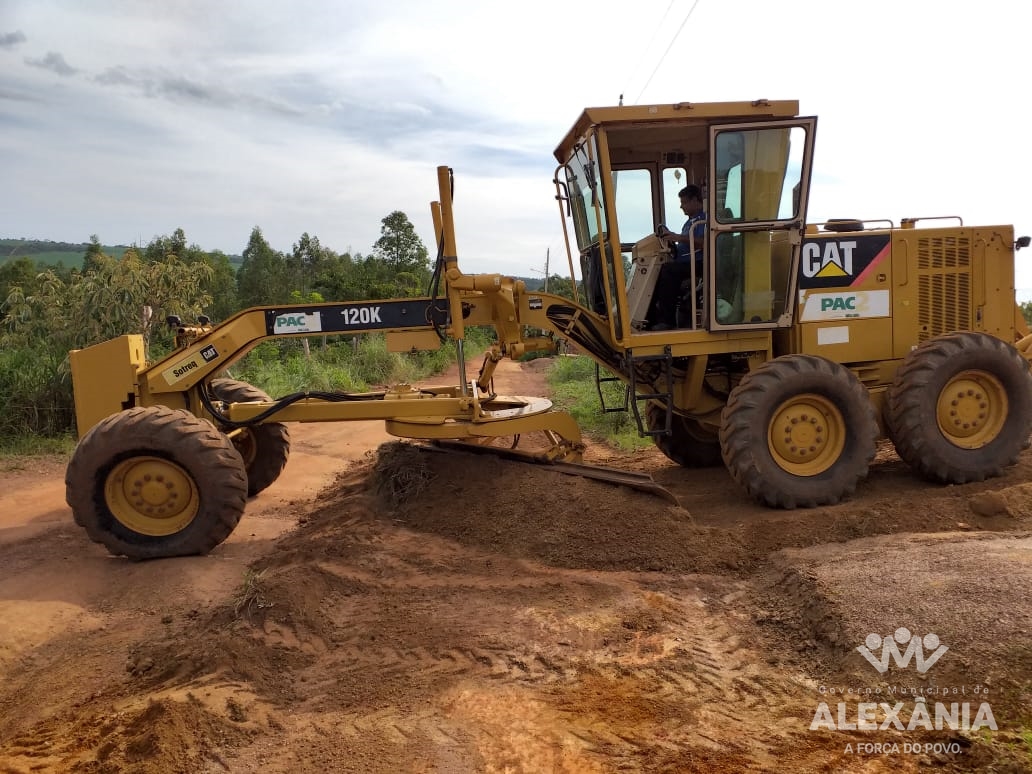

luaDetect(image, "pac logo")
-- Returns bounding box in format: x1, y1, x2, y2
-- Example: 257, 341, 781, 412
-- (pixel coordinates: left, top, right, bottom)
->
803, 240, 856, 279
821, 296, 856, 312
273, 312, 322, 333
799, 289, 890, 321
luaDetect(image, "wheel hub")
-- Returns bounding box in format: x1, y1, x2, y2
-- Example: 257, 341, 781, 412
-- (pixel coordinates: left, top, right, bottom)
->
936, 371, 1007, 449
229, 428, 258, 467
768, 394, 845, 476
105, 456, 199, 536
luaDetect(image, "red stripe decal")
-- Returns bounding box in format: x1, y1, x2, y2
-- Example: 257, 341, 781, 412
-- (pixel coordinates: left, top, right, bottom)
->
852, 244, 890, 286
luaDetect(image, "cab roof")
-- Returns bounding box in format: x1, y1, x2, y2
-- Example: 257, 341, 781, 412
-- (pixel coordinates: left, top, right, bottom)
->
553, 99, 801, 163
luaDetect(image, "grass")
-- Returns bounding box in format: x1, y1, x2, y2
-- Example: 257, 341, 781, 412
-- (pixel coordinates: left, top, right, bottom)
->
0, 434, 76, 459
0, 325, 493, 450
232, 329, 493, 400
371, 441, 435, 506
546, 355, 652, 451
233, 569, 273, 619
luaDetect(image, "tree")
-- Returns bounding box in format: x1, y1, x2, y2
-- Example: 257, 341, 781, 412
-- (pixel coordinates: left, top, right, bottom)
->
203, 250, 238, 321
366, 211, 431, 298
288, 232, 336, 299
141, 229, 237, 321
236, 227, 288, 308
82, 234, 110, 273
2, 250, 212, 356
0, 257, 37, 316
314, 250, 365, 301
545, 274, 577, 302
143, 228, 190, 263
1020, 300, 1032, 327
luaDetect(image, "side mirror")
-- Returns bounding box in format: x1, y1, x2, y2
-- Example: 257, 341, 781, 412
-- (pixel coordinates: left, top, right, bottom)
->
1015, 236, 1031, 251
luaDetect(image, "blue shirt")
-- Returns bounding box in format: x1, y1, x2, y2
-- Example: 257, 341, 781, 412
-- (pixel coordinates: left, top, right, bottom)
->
677, 212, 706, 263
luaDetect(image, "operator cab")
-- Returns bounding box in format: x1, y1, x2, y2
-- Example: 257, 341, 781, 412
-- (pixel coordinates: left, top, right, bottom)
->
553, 101, 817, 342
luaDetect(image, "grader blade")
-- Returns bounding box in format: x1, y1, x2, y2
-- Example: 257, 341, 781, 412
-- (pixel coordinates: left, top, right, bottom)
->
425, 440, 680, 505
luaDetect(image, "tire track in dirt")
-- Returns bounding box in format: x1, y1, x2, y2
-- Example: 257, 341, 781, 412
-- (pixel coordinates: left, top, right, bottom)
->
210, 491, 850, 772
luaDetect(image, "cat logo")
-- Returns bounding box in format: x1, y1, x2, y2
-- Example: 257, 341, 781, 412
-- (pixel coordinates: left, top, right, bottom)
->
802, 240, 856, 279
798, 233, 890, 290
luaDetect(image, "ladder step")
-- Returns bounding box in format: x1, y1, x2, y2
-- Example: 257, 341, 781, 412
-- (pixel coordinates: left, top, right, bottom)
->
627, 347, 674, 437
594, 362, 629, 414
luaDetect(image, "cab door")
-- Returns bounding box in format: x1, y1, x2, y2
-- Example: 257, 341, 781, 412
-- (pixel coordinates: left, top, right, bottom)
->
706, 118, 817, 331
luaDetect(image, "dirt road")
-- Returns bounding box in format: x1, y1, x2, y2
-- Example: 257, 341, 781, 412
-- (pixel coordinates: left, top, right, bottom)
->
0, 358, 1030, 773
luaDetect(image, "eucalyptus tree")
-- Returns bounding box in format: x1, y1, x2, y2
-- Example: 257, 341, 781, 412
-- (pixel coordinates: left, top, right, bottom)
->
236, 227, 289, 308
367, 211, 431, 298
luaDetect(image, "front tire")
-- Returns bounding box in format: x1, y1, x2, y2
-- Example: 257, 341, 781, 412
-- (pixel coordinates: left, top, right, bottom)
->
720, 355, 878, 508
66, 406, 248, 559
210, 379, 291, 497
885, 332, 1032, 483
647, 403, 724, 468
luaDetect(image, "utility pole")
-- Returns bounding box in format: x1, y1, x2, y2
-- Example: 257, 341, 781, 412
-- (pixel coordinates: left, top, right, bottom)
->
531, 248, 551, 292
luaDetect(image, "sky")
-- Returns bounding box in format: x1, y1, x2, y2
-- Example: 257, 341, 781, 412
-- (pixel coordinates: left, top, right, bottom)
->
3, 0, 1032, 294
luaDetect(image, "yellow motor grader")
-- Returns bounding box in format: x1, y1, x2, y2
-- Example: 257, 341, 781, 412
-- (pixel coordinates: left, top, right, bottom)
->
66, 99, 1032, 559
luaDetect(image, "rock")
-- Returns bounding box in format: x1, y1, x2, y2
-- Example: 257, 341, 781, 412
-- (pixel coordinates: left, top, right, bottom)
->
968, 492, 1010, 518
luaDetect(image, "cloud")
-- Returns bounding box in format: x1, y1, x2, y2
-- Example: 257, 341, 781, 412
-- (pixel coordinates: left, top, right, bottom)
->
24, 51, 77, 76
0, 85, 41, 103
93, 66, 136, 87
0, 30, 26, 49
92, 64, 305, 119
4, 0, 1031, 286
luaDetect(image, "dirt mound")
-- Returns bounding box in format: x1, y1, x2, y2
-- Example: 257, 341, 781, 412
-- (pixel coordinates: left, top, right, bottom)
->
1, 692, 253, 774
360, 442, 1032, 579
374, 442, 739, 574
758, 531, 1032, 717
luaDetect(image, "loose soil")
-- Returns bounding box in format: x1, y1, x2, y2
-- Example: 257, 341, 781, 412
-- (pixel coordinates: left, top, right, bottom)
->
1, 357, 1030, 773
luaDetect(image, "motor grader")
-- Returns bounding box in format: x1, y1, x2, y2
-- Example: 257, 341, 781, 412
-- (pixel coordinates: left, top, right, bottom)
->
66, 99, 1032, 559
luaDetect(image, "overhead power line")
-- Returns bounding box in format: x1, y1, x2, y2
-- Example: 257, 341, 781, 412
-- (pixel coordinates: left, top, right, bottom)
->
620, 0, 677, 102
633, 0, 703, 104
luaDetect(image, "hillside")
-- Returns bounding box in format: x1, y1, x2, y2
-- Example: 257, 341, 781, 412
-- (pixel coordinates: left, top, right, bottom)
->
0, 238, 129, 267
0, 238, 244, 269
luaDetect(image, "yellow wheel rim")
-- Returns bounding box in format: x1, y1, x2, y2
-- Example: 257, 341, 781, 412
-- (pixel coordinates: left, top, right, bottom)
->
104, 456, 200, 536
936, 370, 1008, 449
767, 394, 846, 476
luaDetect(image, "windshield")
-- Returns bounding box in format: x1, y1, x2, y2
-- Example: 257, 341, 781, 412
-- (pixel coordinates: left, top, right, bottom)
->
610, 168, 654, 246
563, 137, 605, 248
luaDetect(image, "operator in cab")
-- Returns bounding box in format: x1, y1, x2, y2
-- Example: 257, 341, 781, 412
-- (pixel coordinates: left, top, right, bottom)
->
648, 184, 705, 329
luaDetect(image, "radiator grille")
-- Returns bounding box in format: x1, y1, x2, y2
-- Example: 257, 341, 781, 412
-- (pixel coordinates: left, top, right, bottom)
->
917, 235, 971, 340
917, 235, 971, 270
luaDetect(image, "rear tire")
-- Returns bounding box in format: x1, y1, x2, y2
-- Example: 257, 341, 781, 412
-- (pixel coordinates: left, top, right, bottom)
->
66, 406, 248, 559
885, 332, 1032, 483
720, 355, 878, 508
210, 379, 291, 497
647, 403, 723, 467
